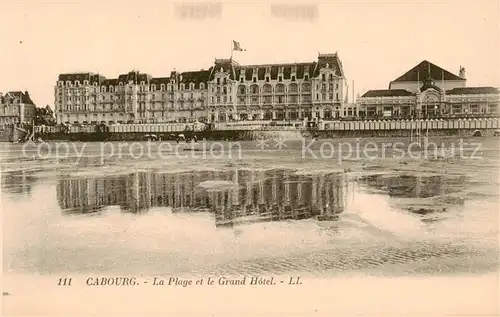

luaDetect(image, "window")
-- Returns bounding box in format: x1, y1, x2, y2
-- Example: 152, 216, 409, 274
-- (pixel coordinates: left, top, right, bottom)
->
266, 77, 270, 82
84, 80, 89, 85
223, 78, 227, 85
109, 86, 114, 93
304, 75, 309, 80
161, 84, 166, 91
253, 77, 256, 83
238, 85, 246, 94
240, 78, 244, 83
217, 78, 220, 85
102, 86, 106, 93
291, 76, 296, 82
200, 83, 205, 90
322, 74, 325, 81
278, 76, 282, 82
151, 85, 156, 91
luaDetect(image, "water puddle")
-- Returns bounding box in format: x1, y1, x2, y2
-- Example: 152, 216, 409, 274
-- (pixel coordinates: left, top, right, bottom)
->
54, 168, 352, 228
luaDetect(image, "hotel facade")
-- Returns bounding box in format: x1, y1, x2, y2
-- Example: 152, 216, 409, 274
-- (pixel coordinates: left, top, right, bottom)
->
0, 91, 36, 126
54, 53, 351, 125
356, 61, 500, 119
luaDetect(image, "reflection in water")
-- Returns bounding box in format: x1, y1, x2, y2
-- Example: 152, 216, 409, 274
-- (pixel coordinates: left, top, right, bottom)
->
56, 169, 352, 227
1, 170, 35, 197
358, 174, 466, 198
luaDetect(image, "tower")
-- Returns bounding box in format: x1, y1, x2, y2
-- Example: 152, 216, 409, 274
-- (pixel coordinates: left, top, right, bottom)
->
459, 66, 466, 79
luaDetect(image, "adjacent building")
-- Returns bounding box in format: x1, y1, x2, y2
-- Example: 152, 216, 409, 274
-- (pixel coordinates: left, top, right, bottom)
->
54, 53, 348, 125
357, 60, 500, 119
0, 91, 36, 125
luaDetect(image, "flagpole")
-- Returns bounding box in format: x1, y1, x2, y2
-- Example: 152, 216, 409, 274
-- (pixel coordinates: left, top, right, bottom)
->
230, 40, 233, 60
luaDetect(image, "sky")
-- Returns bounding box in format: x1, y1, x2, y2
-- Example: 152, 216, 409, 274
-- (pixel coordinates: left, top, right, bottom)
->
1, 0, 499, 107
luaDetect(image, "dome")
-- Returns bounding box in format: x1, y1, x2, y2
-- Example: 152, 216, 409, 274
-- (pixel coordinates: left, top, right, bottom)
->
420, 83, 442, 92
420, 75, 441, 92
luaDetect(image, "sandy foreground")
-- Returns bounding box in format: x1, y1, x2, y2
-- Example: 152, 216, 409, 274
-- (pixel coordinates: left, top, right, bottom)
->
2, 272, 499, 316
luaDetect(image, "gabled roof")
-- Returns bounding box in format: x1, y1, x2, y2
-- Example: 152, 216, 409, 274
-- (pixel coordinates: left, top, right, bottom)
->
210, 58, 238, 80
446, 87, 499, 95
361, 89, 414, 98
391, 60, 464, 83
59, 72, 107, 85
149, 77, 169, 86
2, 91, 36, 105
313, 53, 344, 77
234, 62, 317, 81
117, 71, 152, 84
179, 69, 212, 88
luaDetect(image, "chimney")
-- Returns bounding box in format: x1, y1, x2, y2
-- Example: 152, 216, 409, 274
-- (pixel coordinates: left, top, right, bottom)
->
459, 66, 466, 79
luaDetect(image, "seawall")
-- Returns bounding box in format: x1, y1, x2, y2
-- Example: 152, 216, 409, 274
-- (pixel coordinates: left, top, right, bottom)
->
37, 127, 500, 142
34, 118, 500, 142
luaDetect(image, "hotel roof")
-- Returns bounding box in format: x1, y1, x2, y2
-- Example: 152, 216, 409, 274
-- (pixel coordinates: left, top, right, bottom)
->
1, 91, 35, 105
361, 89, 414, 98
446, 87, 499, 95
391, 60, 464, 83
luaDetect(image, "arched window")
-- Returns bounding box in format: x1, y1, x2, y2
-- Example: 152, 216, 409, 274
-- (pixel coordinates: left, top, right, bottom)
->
109, 86, 114, 93
102, 86, 107, 93
275, 84, 285, 93
151, 85, 156, 91
263, 84, 272, 94
200, 83, 205, 90
289, 83, 298, 93
250, 84, 259, 94
301, 83, 311, 92
160, 84, 166, 91
238, 85, 246, 94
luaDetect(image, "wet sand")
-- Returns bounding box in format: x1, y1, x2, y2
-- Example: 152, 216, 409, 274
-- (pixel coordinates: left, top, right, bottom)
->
1, 136, 499, 315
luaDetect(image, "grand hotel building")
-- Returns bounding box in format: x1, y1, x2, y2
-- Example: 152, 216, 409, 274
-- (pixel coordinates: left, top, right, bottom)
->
54, 53, 350, 125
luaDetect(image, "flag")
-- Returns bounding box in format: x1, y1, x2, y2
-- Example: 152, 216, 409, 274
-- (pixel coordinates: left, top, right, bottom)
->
233, 40, 246, 51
